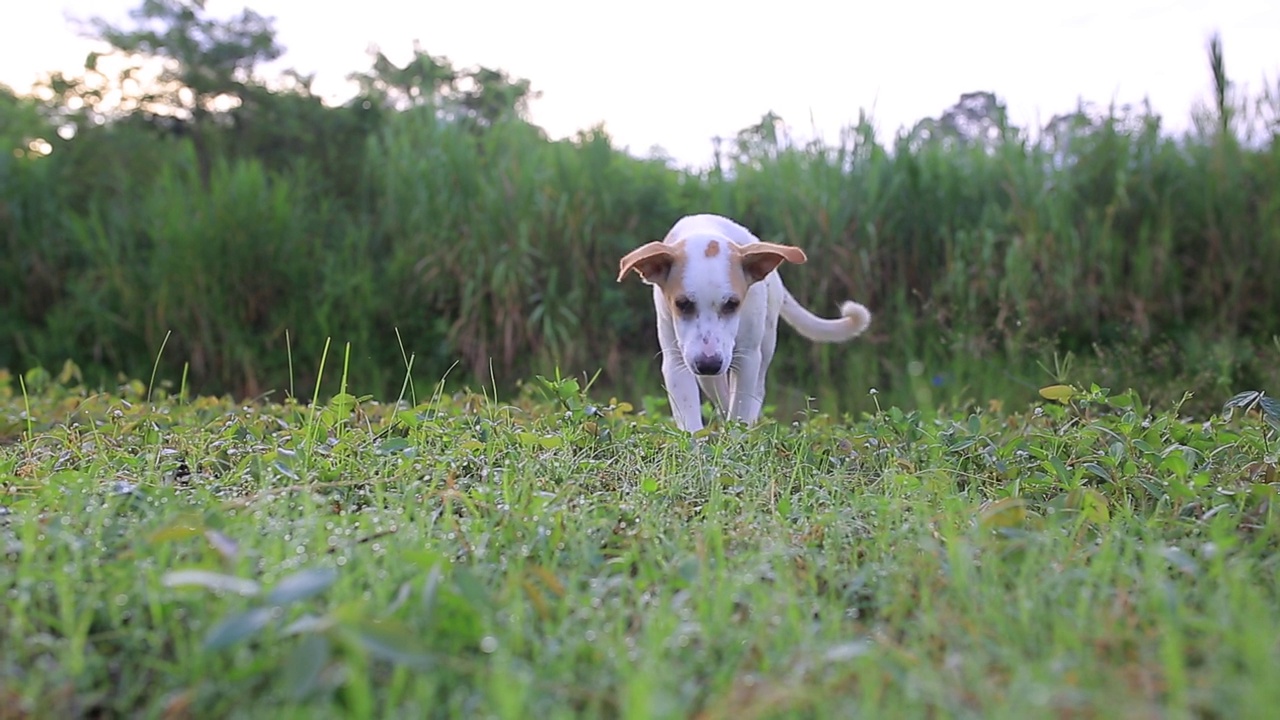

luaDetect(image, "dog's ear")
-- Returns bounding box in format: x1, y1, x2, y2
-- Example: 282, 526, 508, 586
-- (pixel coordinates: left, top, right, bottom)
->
618, 242, 677, 284
738, 242, 807, 283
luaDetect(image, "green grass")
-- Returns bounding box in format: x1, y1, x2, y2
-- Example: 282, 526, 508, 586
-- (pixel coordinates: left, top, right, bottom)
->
2, 364, 1279, 718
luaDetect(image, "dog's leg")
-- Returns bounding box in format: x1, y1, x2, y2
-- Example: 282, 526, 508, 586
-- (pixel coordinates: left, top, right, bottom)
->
728, 349, 764, 424
696, 375, 731, 422
663, 359, 704, 432
748, 321, 779, 425
656, 309, 704, 432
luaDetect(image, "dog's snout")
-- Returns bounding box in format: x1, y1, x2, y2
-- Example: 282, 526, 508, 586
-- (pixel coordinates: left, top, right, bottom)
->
691, 354, 724, 375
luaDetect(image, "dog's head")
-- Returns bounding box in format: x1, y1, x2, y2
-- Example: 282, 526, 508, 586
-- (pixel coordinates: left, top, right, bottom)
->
617, 233, 806, 376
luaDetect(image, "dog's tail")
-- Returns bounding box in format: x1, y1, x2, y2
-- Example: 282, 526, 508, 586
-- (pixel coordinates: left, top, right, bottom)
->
780, 286, 872, 343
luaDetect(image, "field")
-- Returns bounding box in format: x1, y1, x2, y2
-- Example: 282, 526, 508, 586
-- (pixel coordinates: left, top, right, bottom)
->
4, 8, 1280, 717
2, 362, 1278, 718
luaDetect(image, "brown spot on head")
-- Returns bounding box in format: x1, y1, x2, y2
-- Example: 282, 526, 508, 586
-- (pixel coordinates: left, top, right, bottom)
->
704, 240, 721, 258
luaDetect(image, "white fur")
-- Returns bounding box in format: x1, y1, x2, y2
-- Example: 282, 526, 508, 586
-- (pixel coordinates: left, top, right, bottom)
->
618, 213, 871, 432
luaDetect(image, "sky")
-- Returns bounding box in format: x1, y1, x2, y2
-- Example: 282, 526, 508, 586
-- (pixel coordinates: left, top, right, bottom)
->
3, 0, 1278, 167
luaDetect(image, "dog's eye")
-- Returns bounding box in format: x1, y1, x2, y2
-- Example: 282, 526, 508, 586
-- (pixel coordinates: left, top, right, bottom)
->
674, 298, 695, 315
721, 298, 740, 314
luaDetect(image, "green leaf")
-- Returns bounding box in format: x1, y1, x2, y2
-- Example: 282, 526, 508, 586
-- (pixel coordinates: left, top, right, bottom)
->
1066, 488, 1110, 525
1223, 390, 1262, 411
204, 607, 276, 650
347, 618, 433, 668
1222, 390, 1262, 421
162, 569, 260, 597
147, 514, 206, 544
420, 563, 443, 619
1259, 396, 1280, 425
1160, 453, 1190, 478
376, 437, 411, 455
1083, 462, 1111, 482
283, 633, 331, 700
1038, 385, 1075, 403
1047, 456, 1071, 483
267, 567, 338, 606
328, 393, 358, 418
979, 497, 1027, 529
282, 613, 335, 636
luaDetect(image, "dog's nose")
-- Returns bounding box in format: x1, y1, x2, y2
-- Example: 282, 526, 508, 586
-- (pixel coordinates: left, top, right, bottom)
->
691, 354, 724, 375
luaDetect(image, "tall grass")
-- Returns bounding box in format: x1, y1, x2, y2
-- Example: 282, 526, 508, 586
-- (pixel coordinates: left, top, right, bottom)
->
2, 91, 1278, 417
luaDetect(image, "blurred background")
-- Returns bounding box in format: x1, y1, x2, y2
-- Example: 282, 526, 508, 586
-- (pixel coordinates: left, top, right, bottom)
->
1, 0, 1278, 419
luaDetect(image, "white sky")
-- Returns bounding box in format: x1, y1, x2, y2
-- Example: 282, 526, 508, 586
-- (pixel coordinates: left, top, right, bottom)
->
3, 0, 1278, 166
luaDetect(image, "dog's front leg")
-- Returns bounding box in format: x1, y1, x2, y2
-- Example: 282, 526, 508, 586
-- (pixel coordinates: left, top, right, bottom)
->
728, 349, 764, 424
696, 375, 731, 420
662, 357, 704, 432
655, 310, 704, 432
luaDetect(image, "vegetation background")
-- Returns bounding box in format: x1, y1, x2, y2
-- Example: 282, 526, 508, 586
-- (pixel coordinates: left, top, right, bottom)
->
2, 0, 1278, 418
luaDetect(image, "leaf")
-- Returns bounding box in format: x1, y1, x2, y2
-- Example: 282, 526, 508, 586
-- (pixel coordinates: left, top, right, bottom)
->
1222, 390, 1262, 411
1083, 462, 1111, 482
1221, 390, 1262, 421
1065, 488, 1110, 525
282, 613, 336, 636
347, 618, 432, 668
376, 437, 411, 455
420, 563, 443, 618
1259, 396, 1280, 427
162, 569, 260, 597
267, 567, 338, 606
979, 497, 1027, 529
1047, 456, 1071, 483
148, 518, 206, 544
204, 530, 241, 561
328, 393, 358, 418
204, 607, 276, 650
283, 633, 331, 700
1039, 384, 1075, 403
1160, 545, 1199, 577
273, 458, 299, 481
824, 640, 873, 662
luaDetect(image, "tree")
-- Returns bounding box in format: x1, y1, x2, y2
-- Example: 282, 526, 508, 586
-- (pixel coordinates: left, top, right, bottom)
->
348, 43, 540, 132
904, 91, 1015, 153
39, 0, 284, 181
0, 84, 51, 157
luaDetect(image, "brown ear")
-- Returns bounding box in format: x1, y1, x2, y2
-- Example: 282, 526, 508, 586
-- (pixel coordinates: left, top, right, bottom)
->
738, 242, 808, 283
618, 241, 677, 284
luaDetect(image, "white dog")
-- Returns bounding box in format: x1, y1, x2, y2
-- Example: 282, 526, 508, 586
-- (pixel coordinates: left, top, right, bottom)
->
617, 213, 871, 432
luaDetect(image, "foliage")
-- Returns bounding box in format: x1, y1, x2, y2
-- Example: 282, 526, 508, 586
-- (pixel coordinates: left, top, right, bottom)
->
1, 368, 1279, 716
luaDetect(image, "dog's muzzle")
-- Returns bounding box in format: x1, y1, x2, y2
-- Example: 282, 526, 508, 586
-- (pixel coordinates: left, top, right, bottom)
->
691, 353, 725, 375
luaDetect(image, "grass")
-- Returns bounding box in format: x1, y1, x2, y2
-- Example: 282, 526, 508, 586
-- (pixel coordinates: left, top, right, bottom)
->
2, 363, 1279, 718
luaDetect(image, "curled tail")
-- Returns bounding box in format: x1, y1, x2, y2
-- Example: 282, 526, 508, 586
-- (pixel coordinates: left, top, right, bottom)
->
779, 286, 871, 343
